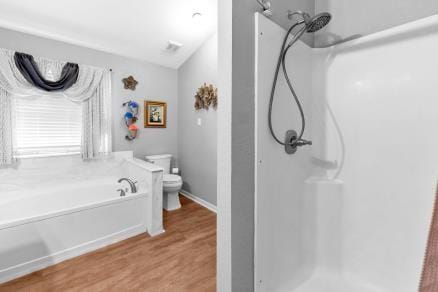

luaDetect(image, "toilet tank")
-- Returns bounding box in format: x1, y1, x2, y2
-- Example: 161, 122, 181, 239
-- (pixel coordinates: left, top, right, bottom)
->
145, 154, 171, 174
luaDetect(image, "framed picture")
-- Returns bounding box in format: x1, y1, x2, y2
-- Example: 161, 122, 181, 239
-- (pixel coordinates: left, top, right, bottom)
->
144, 101, 167, 128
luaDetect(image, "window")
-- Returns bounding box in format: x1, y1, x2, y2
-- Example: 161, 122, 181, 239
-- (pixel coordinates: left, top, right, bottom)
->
14, 96, 82, 158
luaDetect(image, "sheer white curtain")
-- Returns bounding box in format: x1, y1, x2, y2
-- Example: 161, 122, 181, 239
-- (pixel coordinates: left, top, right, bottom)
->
0, 87, 13, 165
82, 71, 112, 159
0, 48, 112, 165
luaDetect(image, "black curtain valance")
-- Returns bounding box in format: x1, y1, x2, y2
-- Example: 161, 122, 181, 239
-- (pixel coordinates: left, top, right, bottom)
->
14, 52, 79, 92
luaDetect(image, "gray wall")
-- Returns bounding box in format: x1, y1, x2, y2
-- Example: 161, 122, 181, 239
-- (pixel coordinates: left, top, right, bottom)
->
230, 1, 257, 290
217, 0, 259, 290
177, 34, 218, 206
0, 27, 178, 159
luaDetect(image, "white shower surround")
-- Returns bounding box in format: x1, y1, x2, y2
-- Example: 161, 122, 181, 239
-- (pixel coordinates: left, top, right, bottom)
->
255, 13, 438, 292
0, 152, 164, 284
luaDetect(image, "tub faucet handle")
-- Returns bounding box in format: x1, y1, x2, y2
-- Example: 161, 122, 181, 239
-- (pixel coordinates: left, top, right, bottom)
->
117, 189, 126, 197
132, 181, 138, 193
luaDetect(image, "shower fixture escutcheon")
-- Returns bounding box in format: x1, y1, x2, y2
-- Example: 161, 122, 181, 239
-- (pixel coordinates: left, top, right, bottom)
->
284, 130, 312, 154
285, 130, 298, 154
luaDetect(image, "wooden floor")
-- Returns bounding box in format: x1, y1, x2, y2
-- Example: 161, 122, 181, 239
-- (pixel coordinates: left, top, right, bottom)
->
0, 195, 216, 292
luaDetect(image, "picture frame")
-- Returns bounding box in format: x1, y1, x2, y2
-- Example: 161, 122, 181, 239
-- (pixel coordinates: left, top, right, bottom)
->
144, 101, 167, 128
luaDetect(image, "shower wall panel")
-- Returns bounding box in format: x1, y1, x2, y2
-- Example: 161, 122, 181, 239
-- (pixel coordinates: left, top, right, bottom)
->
255, 13, 315, 291
318, 15, 438, 291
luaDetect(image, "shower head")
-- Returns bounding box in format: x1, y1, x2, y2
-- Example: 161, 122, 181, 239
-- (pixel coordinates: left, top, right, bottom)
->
305, 13, 331, 32
287, 11, 331, 33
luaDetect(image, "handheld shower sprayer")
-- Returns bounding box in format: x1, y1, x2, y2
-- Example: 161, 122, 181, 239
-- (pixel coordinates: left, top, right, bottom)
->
268, 10, 331, 154
288, 11, 332, 33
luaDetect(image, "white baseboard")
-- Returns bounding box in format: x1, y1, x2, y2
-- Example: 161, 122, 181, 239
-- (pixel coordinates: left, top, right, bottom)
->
180, 190, 217, 213
148, 228, 165, 237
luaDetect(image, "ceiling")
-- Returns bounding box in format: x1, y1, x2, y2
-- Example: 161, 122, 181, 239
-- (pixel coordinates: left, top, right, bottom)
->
0, 0, 217, 69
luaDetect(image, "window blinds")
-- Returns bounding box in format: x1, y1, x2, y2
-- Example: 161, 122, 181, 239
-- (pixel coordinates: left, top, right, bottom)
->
14, 96, 82, 158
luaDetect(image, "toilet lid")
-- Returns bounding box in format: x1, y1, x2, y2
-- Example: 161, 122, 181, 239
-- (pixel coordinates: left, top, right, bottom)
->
164, 174, 182, 183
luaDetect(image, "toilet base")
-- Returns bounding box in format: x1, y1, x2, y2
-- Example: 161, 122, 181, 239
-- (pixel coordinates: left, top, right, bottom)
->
163, 191, 181, 211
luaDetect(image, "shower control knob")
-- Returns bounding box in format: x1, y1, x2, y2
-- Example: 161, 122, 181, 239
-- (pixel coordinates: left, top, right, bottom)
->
295, 139, 312, 147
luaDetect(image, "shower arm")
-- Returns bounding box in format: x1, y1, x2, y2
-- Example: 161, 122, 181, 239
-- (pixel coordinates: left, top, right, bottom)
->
256, 0, 273, 17
256, 0, 270, 10
288, 11, 310, 22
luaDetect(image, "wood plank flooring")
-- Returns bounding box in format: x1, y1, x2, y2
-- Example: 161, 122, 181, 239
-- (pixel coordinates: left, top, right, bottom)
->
0, 195, 216, 292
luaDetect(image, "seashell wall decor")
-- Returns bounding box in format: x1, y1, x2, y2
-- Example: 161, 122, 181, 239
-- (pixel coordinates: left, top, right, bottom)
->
123, 100, 139, 140
194, 83, 218, 110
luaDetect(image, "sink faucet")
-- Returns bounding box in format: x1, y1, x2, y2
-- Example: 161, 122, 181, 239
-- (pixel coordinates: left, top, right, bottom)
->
118, 178, 138, 193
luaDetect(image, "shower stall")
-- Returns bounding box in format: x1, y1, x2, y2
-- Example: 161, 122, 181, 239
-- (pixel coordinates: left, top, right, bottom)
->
254, 11, 438, 292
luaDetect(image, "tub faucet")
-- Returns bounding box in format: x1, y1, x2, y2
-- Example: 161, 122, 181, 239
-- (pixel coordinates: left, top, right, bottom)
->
118, 178, 138, 193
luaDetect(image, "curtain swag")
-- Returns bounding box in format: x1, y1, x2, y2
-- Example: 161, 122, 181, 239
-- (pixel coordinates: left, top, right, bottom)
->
0, 48, 112, 165
14, 52, 79, 92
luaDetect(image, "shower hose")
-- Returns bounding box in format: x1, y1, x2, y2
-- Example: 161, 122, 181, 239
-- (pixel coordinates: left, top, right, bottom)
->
268, 22, 311, 147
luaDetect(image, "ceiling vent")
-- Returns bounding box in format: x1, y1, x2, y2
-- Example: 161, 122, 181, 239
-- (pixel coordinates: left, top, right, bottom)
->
164, 40, 183, 53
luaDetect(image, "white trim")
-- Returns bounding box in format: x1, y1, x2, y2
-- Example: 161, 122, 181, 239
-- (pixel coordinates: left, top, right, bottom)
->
148, 228, 165, 237
180, 190, 217, 213
254, 13, 261, 291
217, 0, 232, 289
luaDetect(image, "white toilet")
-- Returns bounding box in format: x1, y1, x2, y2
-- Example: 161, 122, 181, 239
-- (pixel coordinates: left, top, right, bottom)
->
145, 154, 183, 211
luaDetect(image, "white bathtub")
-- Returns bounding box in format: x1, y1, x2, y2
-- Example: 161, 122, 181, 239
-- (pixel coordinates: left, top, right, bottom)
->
0, 153, 164, 284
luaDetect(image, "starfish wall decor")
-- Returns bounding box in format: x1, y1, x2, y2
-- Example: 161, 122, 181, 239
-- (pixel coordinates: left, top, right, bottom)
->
123, 76, 138, 90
